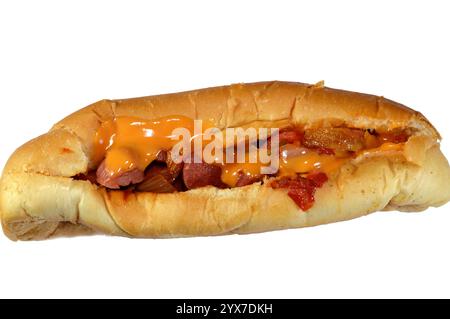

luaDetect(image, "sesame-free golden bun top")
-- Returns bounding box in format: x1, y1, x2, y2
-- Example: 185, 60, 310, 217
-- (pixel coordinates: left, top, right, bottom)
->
0, 81, 448, 240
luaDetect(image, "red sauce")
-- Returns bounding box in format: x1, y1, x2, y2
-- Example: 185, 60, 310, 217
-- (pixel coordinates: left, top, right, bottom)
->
278, 129, 304, 145
271, 172, 328, 211
378, 131, 409, 144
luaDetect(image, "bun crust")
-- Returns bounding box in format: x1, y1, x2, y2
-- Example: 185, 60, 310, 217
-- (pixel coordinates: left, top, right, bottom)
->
1, 81, 449, 240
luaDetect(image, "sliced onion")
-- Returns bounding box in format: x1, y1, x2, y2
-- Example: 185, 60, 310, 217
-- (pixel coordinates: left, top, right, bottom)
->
280, 144, 309, 160
136, 167, 177, 193
166, 150, 183, 180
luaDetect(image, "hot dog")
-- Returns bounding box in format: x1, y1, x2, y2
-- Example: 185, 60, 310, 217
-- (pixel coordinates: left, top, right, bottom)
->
1, 81, 449, 240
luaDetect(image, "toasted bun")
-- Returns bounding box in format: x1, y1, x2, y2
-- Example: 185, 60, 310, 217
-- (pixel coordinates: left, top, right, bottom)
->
1, 81, 449, 240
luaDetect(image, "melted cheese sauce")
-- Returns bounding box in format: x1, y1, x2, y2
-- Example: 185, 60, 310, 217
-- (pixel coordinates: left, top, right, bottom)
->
358, 142, 404, 156
220, 146, 349, 187
94, 116, 195, 175
94, 115, 406, 185
221, 157, 264, 187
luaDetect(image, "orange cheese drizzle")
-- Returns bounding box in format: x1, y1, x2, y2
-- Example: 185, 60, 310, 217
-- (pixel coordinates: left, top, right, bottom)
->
93, 116, 406, 187
94, 116, 195, 175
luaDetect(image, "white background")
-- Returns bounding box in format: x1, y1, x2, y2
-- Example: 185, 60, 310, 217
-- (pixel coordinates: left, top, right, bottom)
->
0, 0, 449, 299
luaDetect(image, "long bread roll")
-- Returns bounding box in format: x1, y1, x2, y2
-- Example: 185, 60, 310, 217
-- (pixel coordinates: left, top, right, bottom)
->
1, 81, 449, 240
